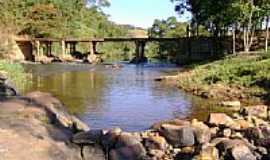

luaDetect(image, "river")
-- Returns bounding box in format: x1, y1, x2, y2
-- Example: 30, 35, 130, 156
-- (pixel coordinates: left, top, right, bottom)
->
20, 63, 218, 131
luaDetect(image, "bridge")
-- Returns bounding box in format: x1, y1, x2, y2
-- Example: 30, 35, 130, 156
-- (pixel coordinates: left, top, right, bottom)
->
15, 37, 182, 63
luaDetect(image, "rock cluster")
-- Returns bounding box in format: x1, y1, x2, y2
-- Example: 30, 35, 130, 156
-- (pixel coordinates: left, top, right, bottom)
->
73, 104, 270, 160
1, 90, 270, 160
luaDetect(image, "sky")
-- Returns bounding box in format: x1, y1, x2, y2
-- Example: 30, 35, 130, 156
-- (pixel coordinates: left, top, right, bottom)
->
103, 0, 191, 29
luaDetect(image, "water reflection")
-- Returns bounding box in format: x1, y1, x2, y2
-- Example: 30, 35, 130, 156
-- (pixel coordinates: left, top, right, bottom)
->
21, 63, 217, 131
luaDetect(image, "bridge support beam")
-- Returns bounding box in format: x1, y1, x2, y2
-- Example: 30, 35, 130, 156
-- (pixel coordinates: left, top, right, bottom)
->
90, 41, 97, 55
132, 40, 147, 63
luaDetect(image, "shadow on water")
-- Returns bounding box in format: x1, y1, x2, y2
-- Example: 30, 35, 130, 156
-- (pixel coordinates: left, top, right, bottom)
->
21, 63, 221, 131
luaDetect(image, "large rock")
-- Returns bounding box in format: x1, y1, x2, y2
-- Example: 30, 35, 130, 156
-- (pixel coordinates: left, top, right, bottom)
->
220, 101, 241, 111
241, 105, 268, 119
151, 118, 190, 131
191, 119, 211, 144
72, 129, 104, 145
159, 124, 195, 147
101, 128, 122, 150
194, 145, 219, 160
0, 97, 82, 160
216, 139, 256, 160
109, 143, 146, 160
208, 113, 240, 130
115, 132, 142, 149
82, 145, 106, 160
144, 135, 167, 151
25, 91, 89, 132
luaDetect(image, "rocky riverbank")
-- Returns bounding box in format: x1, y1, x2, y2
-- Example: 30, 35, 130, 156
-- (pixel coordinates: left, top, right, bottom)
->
1, 90, 270, 160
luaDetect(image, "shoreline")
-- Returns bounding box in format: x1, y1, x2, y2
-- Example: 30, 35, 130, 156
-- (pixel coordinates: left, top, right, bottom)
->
0, 91, 269, 160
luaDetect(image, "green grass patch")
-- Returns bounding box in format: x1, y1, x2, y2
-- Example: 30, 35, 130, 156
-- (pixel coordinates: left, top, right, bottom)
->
177, 53, 270, 102
0, 60, 29, 89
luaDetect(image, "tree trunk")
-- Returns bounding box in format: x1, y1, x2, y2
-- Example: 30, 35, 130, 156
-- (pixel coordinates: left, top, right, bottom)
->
233, 25, 236, 54
266, 16, 269, 52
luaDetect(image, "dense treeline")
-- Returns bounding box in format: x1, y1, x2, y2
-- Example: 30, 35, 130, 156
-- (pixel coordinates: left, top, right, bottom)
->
0, 0, 136, 61
172, 0, 270, 53
0, 0, 127, 38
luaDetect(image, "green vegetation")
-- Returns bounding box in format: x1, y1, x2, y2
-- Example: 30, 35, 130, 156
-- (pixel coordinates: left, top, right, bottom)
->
172, 0, 270, 53
0, 60, 28, 89
177, 53, 270, 103
0, 0, 137, 61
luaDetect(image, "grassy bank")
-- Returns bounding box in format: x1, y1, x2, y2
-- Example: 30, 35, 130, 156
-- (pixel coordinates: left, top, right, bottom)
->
0, 60, 28, 90
176, 53, 270, 104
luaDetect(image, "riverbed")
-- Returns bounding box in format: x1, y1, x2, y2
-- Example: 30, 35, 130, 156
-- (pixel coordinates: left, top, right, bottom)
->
21, 63, 218, 131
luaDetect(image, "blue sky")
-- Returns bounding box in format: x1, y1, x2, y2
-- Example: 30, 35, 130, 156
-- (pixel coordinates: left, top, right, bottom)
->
103, 0, 190, 28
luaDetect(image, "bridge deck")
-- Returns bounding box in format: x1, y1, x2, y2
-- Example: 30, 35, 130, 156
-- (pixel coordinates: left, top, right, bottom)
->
15, 37, 182, 43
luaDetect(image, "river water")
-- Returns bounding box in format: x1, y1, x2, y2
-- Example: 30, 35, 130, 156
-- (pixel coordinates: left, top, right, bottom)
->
21, 63, 218, 131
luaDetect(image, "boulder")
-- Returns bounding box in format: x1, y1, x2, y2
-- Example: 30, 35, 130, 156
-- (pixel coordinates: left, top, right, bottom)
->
241, 105, 268, 119
82, 145, 106, 160
115, 132, 141, 149
208, 113, 240, 130
25, 91, 89, 132
151, 118, 190, 131
216, 139, 256, 160
159, 124, 195, 147
101, 128, 122, 150
87, 54, 103, 64
144, 135, 167, 151
191, 119, 211, 144
220, 101, 241, 111
194, 145, 219, 160
109, 143, 146, 160
72, 129, 103, 145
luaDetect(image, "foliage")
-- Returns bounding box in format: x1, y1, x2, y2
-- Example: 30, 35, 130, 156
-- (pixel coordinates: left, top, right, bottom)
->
0, 0, 133, 61
0, 60, 29, 89
178, 54, 270, 94
172, 0, 270, 52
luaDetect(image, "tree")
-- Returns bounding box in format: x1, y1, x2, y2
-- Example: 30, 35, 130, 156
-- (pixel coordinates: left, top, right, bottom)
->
172, 0, 270, 53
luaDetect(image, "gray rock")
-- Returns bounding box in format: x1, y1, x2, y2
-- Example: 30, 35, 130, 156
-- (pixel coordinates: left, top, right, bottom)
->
241, 105, 268, 119
191, 120, 211, 144
72, 129, 103, 145
159, 124, 195, 147
144, 135, 167, 151
82, 145, 106, 160
115, 132, 141, 149
109, 143, 146, 160
208, 113, 240, 130
101, 128, 122, 149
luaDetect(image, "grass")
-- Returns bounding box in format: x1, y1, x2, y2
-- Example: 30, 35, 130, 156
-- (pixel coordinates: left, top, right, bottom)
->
177, 53, 270, 103
0, 60, 29, 90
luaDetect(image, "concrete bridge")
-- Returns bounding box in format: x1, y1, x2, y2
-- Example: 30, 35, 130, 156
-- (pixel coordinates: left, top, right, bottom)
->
15, 37, 182, 63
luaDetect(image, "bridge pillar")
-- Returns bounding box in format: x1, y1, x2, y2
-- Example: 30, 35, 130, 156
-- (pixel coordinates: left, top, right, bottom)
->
133, 40, 147, 63
90, 41, 97, 55
61, 40, 66, 56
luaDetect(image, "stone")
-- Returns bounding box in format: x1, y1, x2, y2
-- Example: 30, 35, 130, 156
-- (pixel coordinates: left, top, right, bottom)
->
71, 116, 90, 132
109, 143, 146, 160
229, 145, 256, 160
159, 124, 195, 147
82, 145, 106, 160
216, 139, 256, 160
151, 118, 190, 131
208, 113, 240, 130
148, 149, 165, 159
144, 135, 167, 151
191, 120, 211, 144
244, 127, 263, 142
101, 128, 122, 149
220, 101, 241, 111
241, 105, 268, 119
235, 119, 254, 129
194, 145, 219, 160
115, 132, 141, 149
72, 129, 103, 145
87, 54, 103, 64
222, 128, 232, 137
